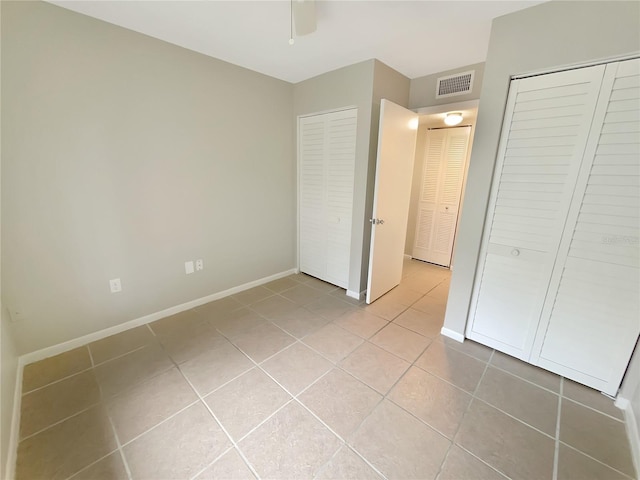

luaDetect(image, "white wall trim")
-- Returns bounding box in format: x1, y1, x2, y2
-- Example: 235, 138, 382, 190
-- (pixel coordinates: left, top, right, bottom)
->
20, 268, 297, 366
414, 99, 480, 116
346, 289, 366, 300
5, 357, 23, 480
441, 327, 465, 343
616, 395, 640, 479
403, 254, 413, 260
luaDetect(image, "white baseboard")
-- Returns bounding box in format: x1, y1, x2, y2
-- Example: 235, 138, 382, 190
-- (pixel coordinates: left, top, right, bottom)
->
20, 268, 297, 366
440, 327, 465, 343
5, 357, 24, 480
346, 289, 366, 300
404, 254, 413, 260
617, 395, 640, 479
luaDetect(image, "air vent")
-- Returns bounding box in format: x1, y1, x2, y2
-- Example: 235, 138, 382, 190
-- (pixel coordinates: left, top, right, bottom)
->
436, 71, 475, 98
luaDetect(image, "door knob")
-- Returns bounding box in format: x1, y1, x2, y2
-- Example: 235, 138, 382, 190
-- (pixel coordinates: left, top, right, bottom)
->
511, 249, 520, 256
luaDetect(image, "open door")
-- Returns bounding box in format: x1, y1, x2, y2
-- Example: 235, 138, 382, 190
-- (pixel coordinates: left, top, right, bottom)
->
366, 99, 418, 304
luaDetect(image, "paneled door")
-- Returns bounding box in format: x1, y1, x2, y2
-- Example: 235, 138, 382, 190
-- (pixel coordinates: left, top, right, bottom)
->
366, 99, 418, 304
466, 64, 607, 359
299, 108, 357, 289
412, 126, 471, 267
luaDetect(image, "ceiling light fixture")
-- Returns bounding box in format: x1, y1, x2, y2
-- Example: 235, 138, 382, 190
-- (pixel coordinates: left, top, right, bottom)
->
444, 112, 463, 126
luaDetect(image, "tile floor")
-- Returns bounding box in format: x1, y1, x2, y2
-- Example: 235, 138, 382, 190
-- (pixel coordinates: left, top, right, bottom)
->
16, 259, 637, 480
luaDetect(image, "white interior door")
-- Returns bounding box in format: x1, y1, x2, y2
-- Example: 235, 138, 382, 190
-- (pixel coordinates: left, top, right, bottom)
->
412, 126, 471, 267
366, 99, 418, 304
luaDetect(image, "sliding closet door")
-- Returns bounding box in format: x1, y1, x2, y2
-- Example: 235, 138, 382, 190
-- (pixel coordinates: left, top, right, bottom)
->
412, 126, 471, 267
466, 65, 606, 359
299, 109, 357, 289
531, 59, 640, 395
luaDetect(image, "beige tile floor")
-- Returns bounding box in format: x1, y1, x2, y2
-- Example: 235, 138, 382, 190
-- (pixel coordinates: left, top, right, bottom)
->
16, 259, 637, 480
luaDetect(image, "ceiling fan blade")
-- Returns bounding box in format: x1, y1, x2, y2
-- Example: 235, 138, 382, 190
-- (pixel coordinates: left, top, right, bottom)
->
292, 0, 317, 36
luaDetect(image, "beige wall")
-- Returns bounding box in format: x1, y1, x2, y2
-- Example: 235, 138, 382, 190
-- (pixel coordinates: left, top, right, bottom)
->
1, 311, 18, 479
409, 62, 485, 110
2, 1, 295, 354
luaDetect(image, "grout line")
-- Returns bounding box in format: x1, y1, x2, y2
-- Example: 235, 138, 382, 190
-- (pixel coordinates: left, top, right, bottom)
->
18, 402, 103, 442
559, 396, 626, 423
447, 349, 494, 451
90, 344, 151, 368
62, 448, 121, 480
558, 440, 636, 480
450, 445, 513, 480
117, 399, 201, 448
187, 445, 236, 480
155, 339, 262, 480
87, 345, 95, 368
20, 366, 95, 395
553, 377, 563, 480
106, 413, 134, 480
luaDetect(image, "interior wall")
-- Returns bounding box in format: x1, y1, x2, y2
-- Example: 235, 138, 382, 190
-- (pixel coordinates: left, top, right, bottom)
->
1, 310, 18, 479
293, 60, 375, 296
2, 1, 295, 354
409, 62, 485, 110
444, 0, 640, 374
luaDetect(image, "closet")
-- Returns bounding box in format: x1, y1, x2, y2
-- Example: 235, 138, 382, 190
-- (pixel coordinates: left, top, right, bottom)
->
467, 58, 639, 395
412, 126, 471, 267
298, 108, 357, 289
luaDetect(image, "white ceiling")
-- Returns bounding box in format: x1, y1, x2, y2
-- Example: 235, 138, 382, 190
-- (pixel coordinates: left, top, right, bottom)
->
48, 0, 542, 84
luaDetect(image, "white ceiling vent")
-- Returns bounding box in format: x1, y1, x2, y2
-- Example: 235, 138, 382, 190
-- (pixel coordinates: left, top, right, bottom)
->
436, 70, 475, 99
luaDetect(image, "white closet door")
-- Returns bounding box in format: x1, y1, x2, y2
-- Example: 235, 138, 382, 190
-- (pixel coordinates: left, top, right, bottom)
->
299, 115, 327, 281
413, 127, 471, 267
325, 110, 357, 287
299, 109, 357, 289
467, 65, 606, 358
532, 59, 640, 395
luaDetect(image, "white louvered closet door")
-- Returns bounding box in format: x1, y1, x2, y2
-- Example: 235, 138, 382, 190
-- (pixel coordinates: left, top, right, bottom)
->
467, 65, 607, 359
531, 58, 640, 395
299, 109, 357, 289
413, 126, 471, 267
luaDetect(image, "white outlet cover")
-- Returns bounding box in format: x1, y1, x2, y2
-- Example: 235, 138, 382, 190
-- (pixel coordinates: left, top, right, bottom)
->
109, 278, 122, 293
185, 261, 194, 274
196, 259, 204, 271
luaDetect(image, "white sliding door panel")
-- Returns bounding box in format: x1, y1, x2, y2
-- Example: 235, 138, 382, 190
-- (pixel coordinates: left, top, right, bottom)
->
467, 65, 607, 358
299, 116, 326, 280
299, 109, 357, 289
325, 112, 358, 286
532, 59, 640, 395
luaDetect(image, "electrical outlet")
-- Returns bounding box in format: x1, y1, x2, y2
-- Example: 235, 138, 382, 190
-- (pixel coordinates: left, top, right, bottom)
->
195, 259, 204, 271
109, 278, 122, 293
185, 261, 194, 274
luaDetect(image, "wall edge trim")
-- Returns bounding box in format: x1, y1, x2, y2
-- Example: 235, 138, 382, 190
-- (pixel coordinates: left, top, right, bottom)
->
19, 268, 297, 366
617, 395, 640, 479
5, 357, 24, 480
441, 327, 465, 343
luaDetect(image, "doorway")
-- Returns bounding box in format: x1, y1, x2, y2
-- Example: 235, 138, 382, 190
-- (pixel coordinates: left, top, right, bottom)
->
365, 99, 477, 304
405, 101, 478, 271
